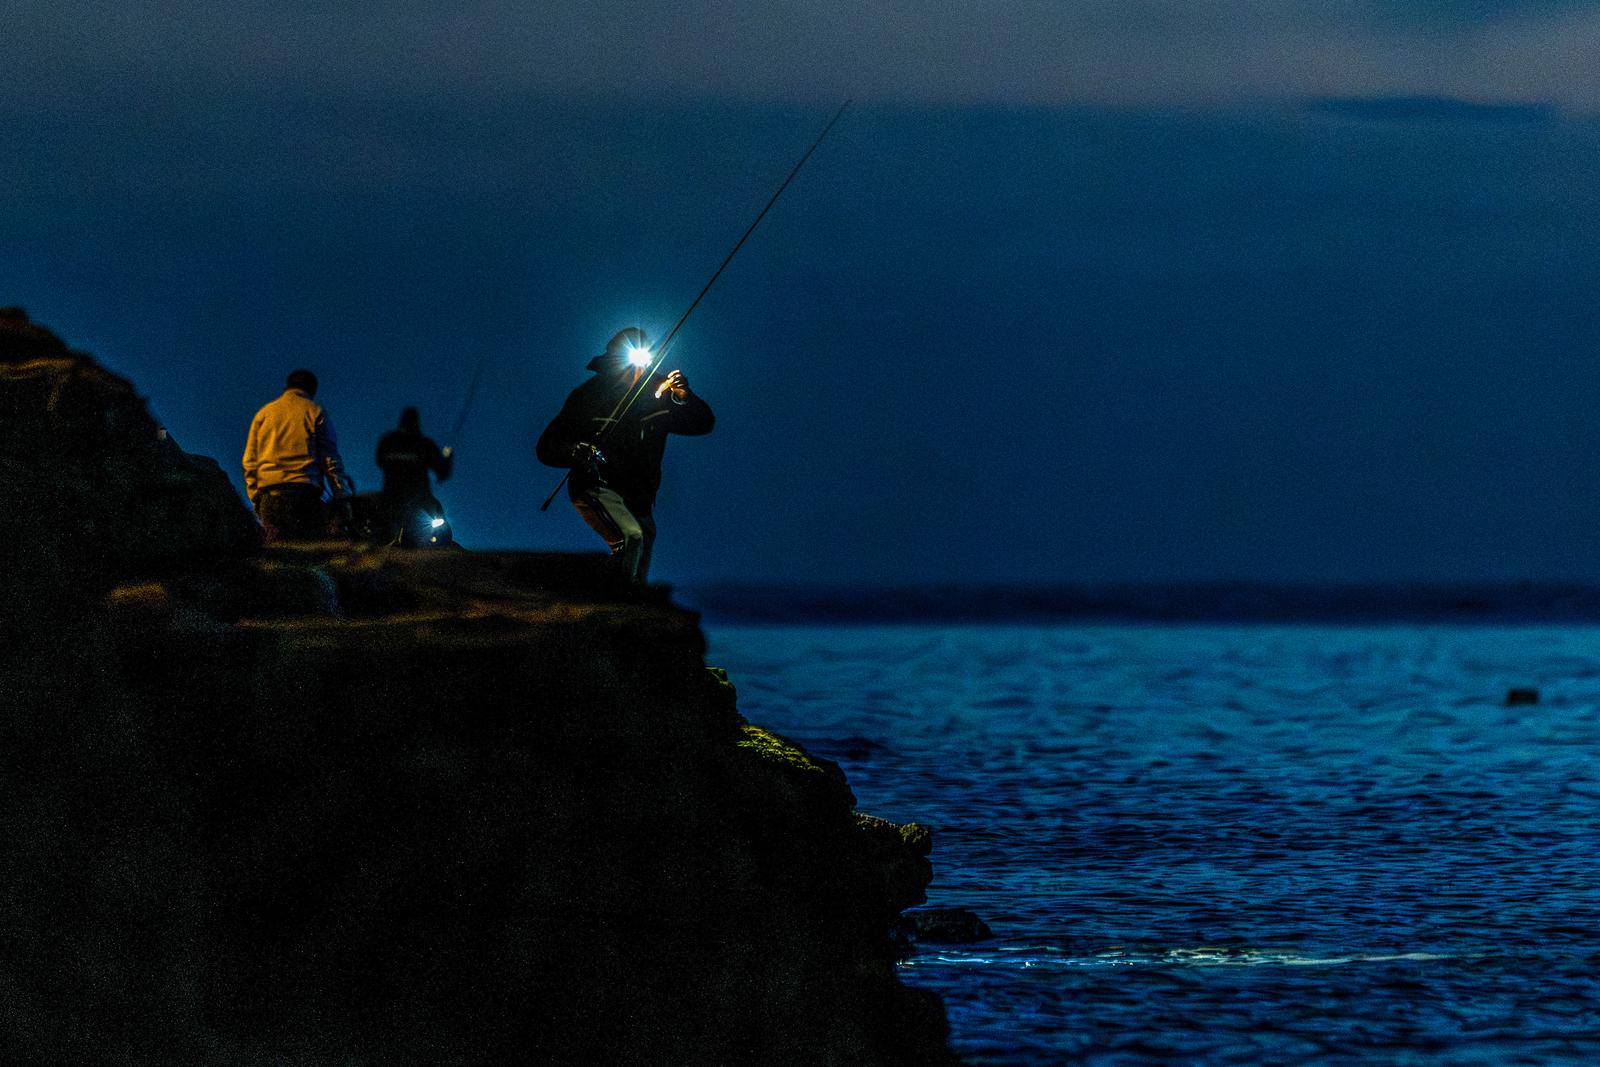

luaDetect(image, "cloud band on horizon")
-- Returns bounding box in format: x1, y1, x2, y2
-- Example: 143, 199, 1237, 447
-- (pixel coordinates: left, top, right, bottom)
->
8, 1, 1600, 110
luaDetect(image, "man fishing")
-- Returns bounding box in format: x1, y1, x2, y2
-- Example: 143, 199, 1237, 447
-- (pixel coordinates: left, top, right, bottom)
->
375, 406, 453, 546
537, 327, 714, 583
533, 101, 847, 579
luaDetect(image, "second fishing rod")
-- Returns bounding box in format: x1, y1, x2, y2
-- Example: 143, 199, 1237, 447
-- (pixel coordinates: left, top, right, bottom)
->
539, 99, 852, 512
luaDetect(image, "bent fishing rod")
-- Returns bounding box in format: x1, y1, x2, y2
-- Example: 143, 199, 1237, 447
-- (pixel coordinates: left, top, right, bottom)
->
539, 98, 852, 512
447, 352, 489, 451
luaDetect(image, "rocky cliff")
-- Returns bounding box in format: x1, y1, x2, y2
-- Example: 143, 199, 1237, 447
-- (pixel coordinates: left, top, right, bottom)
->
0, 311, 953, 1064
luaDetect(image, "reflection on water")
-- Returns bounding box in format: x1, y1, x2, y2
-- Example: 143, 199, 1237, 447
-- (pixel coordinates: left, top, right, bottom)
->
707, 623, 1600, 1064
909, 947, 1457, 968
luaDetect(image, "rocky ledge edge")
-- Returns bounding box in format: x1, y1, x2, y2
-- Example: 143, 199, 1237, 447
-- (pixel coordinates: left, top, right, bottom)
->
0, 313, 955, 1064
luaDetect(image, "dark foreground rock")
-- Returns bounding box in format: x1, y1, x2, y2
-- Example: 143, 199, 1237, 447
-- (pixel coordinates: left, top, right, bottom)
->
0, 308, 260, 635
0, 314, 954, 1064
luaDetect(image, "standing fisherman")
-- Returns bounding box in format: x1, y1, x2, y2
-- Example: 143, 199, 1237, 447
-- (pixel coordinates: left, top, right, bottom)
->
375, 406, 453, 546
242, 369, 353, 543
535, 101, 846, 577
537, 328, 713, 583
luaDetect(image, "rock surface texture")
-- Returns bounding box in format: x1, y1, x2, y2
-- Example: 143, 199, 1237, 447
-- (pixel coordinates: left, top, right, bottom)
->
0, 313, 953, 1064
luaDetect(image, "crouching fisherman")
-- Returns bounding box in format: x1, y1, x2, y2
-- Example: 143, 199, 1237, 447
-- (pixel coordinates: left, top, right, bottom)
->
536, 328, 714, 583
242, 369, 354, 542
376, 406, 454, 546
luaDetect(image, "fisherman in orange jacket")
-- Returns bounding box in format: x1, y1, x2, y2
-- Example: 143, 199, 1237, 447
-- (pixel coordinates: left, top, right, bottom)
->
242, 369, 354, 542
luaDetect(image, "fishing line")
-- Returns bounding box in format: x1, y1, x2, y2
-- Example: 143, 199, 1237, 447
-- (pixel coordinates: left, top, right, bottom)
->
539, 99, 851, 512
606, 99, 852, 429
448, 352, 489, 448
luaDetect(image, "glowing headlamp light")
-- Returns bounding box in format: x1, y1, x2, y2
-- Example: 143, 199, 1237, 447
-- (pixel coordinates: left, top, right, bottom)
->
430, 517, 446, 529
626, 346, 652, 368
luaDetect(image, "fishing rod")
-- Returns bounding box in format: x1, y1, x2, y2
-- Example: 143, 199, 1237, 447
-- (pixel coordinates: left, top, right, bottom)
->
539, 98, 852, 512
447, 352, 489, 450
605, 99, 852, 432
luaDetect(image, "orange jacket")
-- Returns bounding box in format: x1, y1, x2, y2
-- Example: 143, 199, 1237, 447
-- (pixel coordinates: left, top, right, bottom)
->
242, 388, 352, 504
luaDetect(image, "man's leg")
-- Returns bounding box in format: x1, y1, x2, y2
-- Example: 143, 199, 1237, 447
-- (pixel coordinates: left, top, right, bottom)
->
259, 485, 326, 542
383, 490, 430, 546
375, 492, 401, 544
634, 510, 657, 584
255, 491, 287, 544
571, 487, 645, 582
285, 486, 328, 540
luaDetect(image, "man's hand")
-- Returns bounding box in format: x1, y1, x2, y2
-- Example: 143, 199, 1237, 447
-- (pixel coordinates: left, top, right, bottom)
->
656, 369, 691, 402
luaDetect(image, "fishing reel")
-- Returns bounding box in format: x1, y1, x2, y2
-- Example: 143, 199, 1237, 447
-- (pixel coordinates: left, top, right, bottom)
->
571, 442, 608, 484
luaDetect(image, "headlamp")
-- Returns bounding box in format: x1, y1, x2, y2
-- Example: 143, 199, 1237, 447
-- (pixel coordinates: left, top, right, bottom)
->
430, 517, 446, 529
627, 346, 652, 368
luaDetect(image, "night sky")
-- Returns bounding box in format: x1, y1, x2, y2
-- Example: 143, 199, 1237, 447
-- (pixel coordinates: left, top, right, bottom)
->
8, 2, 1600, 585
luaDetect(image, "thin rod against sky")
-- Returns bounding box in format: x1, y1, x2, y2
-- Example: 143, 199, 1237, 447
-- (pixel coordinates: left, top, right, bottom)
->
448, 352, 489, 448
539, 98, 853, 512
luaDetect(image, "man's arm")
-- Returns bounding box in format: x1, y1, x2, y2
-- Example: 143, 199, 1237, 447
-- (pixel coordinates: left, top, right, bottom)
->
241, 415, 262, 504
536, 392, 585, 468
659, 370, 714, 436
315, 411, 353, 496
431, 440, 454, 483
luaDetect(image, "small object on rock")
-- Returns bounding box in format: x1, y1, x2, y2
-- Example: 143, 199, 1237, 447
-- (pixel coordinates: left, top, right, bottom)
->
899, 906, 993, 944
1505, 687, 1540, 707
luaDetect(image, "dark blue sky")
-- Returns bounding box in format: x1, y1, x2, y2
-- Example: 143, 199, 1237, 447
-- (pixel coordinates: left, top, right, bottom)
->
7, 4, 1600, 584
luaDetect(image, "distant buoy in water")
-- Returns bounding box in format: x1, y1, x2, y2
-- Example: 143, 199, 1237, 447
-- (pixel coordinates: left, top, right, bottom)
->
1505, 687, 1540, 706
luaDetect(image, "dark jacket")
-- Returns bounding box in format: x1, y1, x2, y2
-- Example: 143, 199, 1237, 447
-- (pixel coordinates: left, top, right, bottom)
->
536, 366, 714, 510
376, 429, 452, 500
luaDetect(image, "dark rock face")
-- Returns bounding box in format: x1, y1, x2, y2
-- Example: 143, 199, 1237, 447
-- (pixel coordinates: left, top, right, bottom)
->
0, 314, 952, 1064
0, 307, 260, 638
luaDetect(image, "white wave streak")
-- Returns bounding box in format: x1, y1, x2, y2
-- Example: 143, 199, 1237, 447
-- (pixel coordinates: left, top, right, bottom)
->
906, 948, 1454, 970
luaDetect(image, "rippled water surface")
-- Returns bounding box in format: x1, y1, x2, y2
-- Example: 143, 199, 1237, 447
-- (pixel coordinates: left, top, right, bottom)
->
705, 623, 1600, 1063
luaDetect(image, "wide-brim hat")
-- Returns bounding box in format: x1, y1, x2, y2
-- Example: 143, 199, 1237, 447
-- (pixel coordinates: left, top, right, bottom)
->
588, 327, 649, 371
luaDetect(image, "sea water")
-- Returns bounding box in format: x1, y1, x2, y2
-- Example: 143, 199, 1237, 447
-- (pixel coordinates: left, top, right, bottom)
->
705, 623, 1600, 1063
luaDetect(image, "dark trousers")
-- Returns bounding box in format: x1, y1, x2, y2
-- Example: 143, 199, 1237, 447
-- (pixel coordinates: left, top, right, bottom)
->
572, 487, 656, 583
255, 484, 325, 543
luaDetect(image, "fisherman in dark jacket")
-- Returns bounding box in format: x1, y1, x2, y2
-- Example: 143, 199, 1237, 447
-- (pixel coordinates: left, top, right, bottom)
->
376, 407, 453, 545
536, 327, 714, 583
